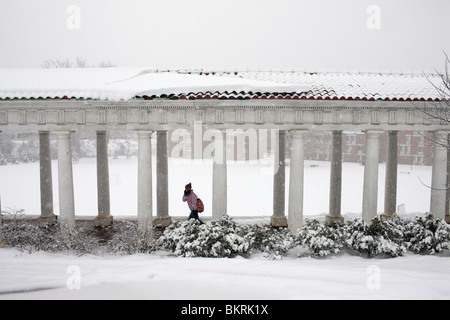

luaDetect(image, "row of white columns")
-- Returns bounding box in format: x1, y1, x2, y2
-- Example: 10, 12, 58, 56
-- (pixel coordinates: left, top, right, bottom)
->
37, 130, 172, 240
280, 129, 450, 233
34, 128, 449, 238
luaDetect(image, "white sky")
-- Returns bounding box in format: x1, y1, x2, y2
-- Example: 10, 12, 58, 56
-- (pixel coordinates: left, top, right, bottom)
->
0, 0, 449, 72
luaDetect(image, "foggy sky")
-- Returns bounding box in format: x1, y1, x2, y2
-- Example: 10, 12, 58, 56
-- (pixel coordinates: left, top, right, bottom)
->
0, 0, 449, 72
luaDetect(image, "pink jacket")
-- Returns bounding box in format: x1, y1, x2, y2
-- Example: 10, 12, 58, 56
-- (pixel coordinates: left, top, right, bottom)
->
182, 191, 198, 211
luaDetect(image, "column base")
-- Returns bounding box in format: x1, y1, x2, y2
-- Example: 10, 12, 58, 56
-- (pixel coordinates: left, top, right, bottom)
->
270, 215, 288, 227
37, 214, 57, 223
153, 216, 172, 228
380, 213, 393, 222
94, 214, 114, 227
0, 236, 8, 248
445, 215, 450, 224
325, 214, 344, 225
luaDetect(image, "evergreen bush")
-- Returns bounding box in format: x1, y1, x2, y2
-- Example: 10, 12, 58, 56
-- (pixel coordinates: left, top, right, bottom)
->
296, 219, 345, 257
242, 224, 295, 259
343, 217, 407, 258
156, 215, 249, 258
2, 210, 449, 259
403, 213, 450, 254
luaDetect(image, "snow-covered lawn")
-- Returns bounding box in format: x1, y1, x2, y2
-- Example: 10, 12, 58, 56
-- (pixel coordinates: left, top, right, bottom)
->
0, 248, 449, 300
0, 249, 450, 300
1, 158, 448, 300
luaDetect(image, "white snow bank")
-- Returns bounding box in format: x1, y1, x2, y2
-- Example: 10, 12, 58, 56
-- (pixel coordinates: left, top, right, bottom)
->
0, 248, 449, 300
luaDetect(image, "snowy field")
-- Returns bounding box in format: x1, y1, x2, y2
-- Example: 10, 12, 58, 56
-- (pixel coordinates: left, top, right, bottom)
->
1, 248, 449, 300
1, 157, 450, 301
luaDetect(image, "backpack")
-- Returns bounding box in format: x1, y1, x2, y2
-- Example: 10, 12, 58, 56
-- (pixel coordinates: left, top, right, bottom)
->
197, 198, 204, 213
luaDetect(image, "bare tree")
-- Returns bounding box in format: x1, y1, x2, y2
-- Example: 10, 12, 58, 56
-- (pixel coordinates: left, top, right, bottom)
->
42, 57, 117, 69
75, 56, 88, 68
419, 53, 450, 149
97, 61, 117, 68
41, 58, 73, 69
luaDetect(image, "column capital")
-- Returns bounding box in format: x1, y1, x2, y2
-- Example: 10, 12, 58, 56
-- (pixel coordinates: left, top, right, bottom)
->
364, 129, 384, 138
55, 130, 72, 137
433, 130, 450, 146
289, 129, 308, 137
137, 130, 154, 137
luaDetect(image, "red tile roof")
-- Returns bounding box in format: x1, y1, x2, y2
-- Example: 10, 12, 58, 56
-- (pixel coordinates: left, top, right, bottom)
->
0, 68, 444, 102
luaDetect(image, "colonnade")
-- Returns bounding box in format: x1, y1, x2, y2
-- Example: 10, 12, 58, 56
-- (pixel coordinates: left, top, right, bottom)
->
279, 129, 450, 232
33, 127, 450, 239
37, 130, 173, 239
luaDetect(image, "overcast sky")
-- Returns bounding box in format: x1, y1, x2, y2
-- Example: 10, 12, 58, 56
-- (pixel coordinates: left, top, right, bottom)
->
0, 0, 449, 72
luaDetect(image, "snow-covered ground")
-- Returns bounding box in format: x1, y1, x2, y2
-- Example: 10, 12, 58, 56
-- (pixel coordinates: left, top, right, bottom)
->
1, 157, 449, 300
1, 248, 449, 300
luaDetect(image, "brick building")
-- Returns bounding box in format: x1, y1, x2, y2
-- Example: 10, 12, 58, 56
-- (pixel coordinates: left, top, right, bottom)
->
304, 130, 433, 165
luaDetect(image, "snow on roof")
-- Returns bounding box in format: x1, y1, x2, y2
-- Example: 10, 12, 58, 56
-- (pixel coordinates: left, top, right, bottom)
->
0, 68, 309, 102
0, 68, 443, 102
234, 70, 443, 101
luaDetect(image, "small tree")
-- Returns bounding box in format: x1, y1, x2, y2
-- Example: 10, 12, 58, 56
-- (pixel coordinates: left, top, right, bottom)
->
421, 53, 450, 148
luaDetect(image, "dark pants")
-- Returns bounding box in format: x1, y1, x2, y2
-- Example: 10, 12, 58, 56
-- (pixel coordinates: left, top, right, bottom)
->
188, 210, 204, 224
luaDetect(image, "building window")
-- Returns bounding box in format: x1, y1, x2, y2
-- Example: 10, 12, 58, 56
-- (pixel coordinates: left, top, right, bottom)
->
347, 135, 356, 144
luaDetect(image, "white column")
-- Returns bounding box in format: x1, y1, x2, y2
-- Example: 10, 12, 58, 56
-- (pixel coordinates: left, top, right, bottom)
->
288, 130, 307, 233
137, 131, 153, 241
271, 130, 287, 227
0, 131, 5, 246
95, 131, 113, 227
0, 196, 7, 247
326, 130, 344, 224
38, 131, 56, 222
446, 139, 450, 224
56, 131, 75, 236
382, 131, 398, 221
212, 129, 227, 220
430, 130, 448, 220
362, 130, 383, 224
155, 130, 171, 227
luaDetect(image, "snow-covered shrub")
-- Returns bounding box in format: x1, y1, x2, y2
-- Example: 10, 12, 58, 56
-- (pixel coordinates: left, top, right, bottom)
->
1, 212, 155, 255
0, 153, 7, 165
3, 220, 105, 255
344, 217, 406, 258
403, 213, 450, 254
297, 219, 346, 257
156, 215, 249, 258
106, 220, 141, 254
242, 224, 295, 260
